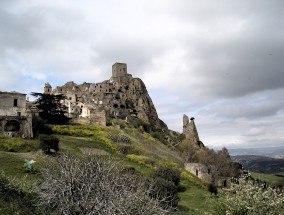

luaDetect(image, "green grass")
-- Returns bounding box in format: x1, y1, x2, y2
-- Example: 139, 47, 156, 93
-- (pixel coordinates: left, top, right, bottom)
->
250, 171, 284, 187
0, 122, 222, 214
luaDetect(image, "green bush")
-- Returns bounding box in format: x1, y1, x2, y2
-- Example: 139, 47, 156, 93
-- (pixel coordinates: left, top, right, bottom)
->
148, 177, 179, 208
39, 135, 59, 154
207, 183, 218, 195
152, 166, 181, 186
149, 166, 181, 208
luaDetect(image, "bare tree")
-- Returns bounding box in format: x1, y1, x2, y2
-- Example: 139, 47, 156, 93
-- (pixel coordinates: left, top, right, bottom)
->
37, 154, 169, 215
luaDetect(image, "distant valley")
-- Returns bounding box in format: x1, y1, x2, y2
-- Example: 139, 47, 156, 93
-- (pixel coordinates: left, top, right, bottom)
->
229, 146, 284, 175
229, 146, 284, 159
232, 155, 284, 175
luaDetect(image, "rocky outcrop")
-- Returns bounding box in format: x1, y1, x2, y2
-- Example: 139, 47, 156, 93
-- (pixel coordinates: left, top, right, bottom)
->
46, 63, 167, 130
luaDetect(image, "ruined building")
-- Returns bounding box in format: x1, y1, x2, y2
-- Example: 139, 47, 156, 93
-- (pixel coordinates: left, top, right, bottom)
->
44, 63, 167, 129
0, 91, 33, 138
183, 114, 204, 147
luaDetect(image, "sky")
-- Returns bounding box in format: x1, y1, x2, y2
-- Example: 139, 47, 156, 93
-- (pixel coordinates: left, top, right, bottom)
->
1, 0, 284, 149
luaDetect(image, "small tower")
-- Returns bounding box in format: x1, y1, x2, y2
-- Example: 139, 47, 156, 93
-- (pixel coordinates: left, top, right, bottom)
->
44, 82, 52, 94
112, 63, 127, 82
183, 114, 200, 145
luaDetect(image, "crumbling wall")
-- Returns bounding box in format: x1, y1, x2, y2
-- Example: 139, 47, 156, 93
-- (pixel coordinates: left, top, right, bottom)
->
183, 114, 200, 144
185, 163, 211, 183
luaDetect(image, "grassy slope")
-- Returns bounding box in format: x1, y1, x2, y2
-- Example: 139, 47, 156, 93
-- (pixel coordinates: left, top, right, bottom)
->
0, 122, 221, 214
250, 172, 284, 187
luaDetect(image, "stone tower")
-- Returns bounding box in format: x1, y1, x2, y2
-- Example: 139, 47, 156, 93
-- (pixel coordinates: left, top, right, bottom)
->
183, 114, 201, 146
112, 63, 127, 82
44, 82, 52, 94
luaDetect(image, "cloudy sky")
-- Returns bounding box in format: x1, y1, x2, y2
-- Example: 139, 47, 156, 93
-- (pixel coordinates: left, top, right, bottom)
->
1, 0, 284, 149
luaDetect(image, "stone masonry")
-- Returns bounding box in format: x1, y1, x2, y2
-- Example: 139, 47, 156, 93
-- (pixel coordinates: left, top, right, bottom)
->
45, 63, 167, 129
0, 91, 33, 138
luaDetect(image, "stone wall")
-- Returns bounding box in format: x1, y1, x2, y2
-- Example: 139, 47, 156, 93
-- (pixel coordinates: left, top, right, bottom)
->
185, 163, 211, 183
112, 62, 127, 79
0, 92, 33, 138
0, 92, 27, 117
183, 114, 200, 145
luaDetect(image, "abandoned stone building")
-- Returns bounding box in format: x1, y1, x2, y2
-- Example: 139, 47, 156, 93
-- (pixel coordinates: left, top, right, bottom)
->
183, 114, 204, 147
0, 91, 33, 138
44, 62, 167, 129
185, 162, 232, 187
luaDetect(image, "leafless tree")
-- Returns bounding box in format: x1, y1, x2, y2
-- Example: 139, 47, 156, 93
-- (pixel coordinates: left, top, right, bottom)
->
37, 154, 169, 215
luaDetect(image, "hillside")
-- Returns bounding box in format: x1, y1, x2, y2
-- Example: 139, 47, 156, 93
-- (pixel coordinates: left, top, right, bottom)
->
232, 155, 284, 175
0, 121, 221, 215
229, 146, 284, 159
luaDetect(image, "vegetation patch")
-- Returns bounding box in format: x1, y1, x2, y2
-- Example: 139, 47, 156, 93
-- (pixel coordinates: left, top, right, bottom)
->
0, 135, 39, 152
126, 154, 156, 167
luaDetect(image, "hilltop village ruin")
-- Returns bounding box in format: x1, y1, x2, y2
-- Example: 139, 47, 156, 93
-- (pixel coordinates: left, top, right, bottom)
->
0, 62, 238, 186
0, 62, 201, 143
44, 63, 167, 129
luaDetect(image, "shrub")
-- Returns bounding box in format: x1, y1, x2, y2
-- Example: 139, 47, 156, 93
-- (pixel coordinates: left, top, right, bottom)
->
151, 166, 181, 186
148, 177, 179, 208
149, 166, 181, 208
37, 154, 169, 214
208, 183, 218, 195
39, 135, 59, 154
223, 178, 284, 214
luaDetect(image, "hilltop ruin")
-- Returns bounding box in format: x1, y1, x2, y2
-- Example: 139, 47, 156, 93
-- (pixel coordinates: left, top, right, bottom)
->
44, 63, 167, 130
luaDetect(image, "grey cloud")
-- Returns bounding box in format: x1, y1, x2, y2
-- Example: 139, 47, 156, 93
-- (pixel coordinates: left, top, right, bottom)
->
1, 0, 284, 149
202, 97, 284, 120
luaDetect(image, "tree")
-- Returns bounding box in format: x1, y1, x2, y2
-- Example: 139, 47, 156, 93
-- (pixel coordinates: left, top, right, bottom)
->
31, 92, 69, 124
37, 154, 169, 215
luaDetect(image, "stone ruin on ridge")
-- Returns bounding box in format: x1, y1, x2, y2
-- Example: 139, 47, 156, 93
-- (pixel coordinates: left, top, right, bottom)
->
44, 62, 167, 129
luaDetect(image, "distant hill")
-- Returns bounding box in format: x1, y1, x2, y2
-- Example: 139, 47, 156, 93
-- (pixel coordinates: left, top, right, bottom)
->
229, 146, 284, 159
232, 155, 284, 175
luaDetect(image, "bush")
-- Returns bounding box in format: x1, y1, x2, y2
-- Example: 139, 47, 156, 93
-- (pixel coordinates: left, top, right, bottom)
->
208, 183, 218, 195
37, 154, 169, 214
39, 135, 59, 154
148, 177, 179, 208
152, 166, 181, 186
149, 166, 181, 208
223, 178, 284, 214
